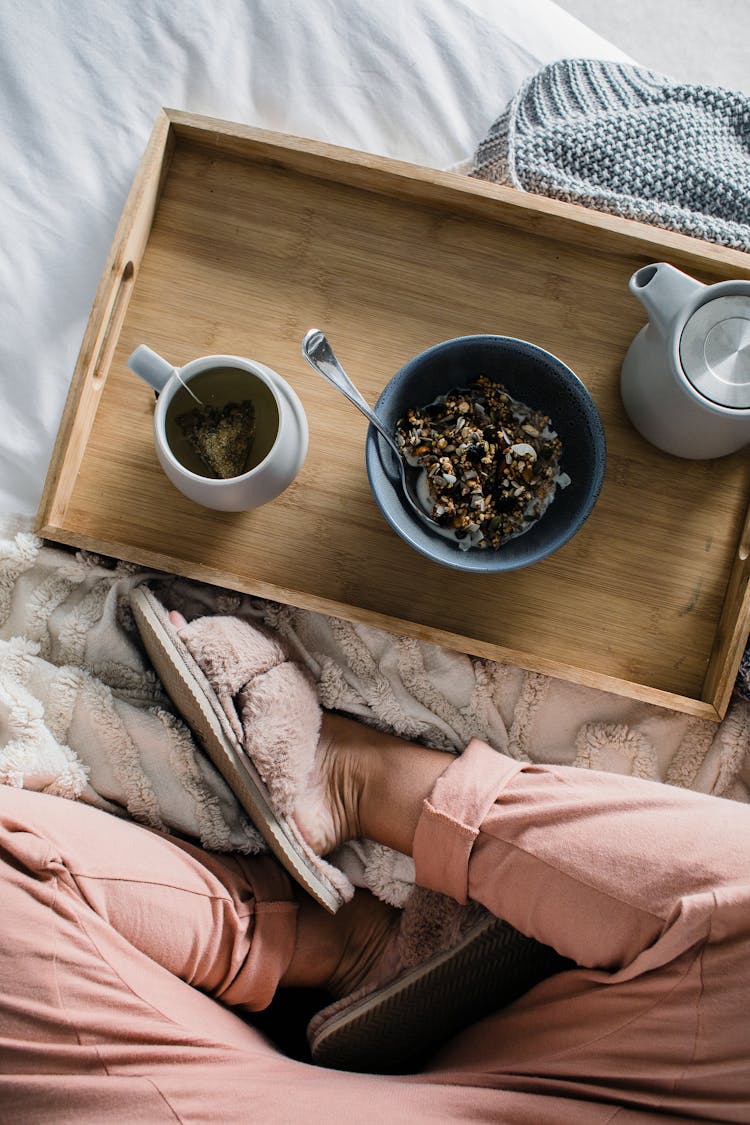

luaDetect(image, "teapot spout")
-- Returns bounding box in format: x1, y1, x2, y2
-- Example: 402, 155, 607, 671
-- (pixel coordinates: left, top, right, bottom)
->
628, 262, 705, 339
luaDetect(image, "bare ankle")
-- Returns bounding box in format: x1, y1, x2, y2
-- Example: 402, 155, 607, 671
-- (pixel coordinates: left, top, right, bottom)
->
281, 889, 399, 998
357, 733, 452, 858
280, 890, 346, 991
294, 712, 368, 856
325, 892, 399, 998
296, 711, 452, 859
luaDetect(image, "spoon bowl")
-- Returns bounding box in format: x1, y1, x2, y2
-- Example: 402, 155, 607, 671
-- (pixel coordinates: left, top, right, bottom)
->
301, 329, 440, 529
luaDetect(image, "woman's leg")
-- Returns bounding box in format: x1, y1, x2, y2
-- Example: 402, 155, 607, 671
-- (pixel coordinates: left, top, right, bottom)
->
8, 707, 747, 1122
311, 720, 750, 1120
0, 785, 298, 1039
0, 780, 405, 1033
0, 782, 582, 1125
313, 717, 750, 972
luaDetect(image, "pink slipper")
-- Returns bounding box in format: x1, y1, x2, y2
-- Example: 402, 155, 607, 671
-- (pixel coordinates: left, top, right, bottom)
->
130, 585, 353, 913
307, 886, 568, 1072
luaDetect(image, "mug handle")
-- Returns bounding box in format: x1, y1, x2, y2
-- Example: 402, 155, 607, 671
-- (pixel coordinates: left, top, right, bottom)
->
127, 345, 175, 393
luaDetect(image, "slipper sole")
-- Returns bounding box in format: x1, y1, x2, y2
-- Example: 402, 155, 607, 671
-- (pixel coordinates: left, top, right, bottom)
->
308, 916, 567, 1072
130, 585, 344, 914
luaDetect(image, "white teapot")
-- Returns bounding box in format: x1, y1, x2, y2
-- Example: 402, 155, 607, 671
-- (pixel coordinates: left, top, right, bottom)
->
620, 262, 750, 459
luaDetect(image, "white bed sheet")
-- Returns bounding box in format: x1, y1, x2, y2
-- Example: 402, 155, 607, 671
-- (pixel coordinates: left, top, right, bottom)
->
0, 0, 630, 517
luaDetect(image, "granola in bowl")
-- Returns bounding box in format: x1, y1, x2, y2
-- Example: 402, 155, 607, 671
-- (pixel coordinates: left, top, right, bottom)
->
395, 376, 570, 551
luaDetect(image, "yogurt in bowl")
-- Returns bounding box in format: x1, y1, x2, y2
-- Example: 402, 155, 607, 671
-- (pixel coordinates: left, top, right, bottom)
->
396, 376, 571, 551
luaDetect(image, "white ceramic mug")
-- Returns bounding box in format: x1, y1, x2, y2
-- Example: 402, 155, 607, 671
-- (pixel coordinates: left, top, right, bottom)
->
127, 345, 308, 511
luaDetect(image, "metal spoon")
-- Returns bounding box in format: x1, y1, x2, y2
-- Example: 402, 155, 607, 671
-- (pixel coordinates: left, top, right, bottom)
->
301, 329, 440, 529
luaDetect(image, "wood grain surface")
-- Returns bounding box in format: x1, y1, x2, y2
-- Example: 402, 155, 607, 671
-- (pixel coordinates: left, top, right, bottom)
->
38, 110, 750, 720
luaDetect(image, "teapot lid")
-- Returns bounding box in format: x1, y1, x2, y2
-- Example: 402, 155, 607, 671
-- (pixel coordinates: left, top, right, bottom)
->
679, 295, 750, 409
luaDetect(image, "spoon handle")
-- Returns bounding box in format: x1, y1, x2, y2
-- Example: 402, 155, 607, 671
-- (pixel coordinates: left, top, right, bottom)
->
301, 329, 399, 454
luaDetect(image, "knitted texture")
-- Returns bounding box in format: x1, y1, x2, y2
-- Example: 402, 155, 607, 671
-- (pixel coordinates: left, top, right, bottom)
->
472, 56, 750, 696
471, 58, 750, 252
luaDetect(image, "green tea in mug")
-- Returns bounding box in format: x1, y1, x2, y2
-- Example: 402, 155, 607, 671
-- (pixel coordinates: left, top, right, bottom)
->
164, 366, 279, 479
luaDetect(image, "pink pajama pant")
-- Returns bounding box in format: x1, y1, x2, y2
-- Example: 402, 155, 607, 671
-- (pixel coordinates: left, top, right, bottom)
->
1, 738, 748, 1123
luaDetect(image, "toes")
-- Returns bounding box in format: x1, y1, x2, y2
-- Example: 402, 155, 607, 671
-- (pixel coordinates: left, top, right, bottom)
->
169, 610, 188, 628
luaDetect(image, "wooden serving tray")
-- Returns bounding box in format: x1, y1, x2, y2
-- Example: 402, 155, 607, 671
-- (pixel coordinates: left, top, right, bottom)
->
38, 109, 750, 721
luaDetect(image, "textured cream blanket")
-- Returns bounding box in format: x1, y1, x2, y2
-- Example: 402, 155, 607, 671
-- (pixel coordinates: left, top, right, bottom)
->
2, 515, 748, 906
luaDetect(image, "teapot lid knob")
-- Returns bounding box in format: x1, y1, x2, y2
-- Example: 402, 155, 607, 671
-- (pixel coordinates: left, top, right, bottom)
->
679, 295, 750, 409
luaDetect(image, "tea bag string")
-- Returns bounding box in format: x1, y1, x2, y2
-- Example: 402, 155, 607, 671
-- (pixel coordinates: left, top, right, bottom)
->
175, 368, 203, 405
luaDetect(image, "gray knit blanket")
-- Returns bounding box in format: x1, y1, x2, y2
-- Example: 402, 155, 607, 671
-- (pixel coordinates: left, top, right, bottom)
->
472, 55, 750, 702
472, 58, 750, 253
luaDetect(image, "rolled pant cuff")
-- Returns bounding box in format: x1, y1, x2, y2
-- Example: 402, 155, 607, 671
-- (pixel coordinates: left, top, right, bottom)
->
413, 739, 523, 903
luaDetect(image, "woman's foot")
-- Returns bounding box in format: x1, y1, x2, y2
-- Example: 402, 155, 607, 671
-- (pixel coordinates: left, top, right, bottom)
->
293, 711, 371, 857
299, 711, 453, 860
167, 610, 452, 861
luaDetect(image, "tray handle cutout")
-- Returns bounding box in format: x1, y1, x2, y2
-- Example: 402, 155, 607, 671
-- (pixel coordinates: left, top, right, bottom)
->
88, 260, 135, 387
738, 494, 750, 562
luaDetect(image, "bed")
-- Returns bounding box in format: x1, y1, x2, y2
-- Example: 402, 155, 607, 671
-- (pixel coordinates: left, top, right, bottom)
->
0, 0, 635, 518
1, 1, 748, 896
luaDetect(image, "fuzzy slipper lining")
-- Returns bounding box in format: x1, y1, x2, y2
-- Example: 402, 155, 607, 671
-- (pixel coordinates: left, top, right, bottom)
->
130, 585, 353, 913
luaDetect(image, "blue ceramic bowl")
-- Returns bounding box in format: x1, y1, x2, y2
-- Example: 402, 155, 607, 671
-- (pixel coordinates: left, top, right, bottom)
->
365, 335, 606, 573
